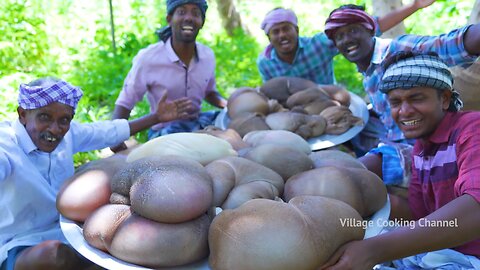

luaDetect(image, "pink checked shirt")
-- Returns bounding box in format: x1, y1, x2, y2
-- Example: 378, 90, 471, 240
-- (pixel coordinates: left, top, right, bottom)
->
115, 38, 218, 130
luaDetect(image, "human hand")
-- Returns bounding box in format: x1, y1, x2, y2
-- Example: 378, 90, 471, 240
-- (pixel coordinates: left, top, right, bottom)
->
319, 240, 376, 270
110, 142, 128, 153
413, 0, 436, 10
155, 92, 195, 122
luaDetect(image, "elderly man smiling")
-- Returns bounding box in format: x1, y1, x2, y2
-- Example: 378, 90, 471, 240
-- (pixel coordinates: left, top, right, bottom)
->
0, 77, 192, 270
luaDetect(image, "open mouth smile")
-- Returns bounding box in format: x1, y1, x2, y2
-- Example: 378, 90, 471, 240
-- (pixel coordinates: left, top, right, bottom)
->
401, 119, 421, 126
182, 26, 194, 33
41, 133, 59, 143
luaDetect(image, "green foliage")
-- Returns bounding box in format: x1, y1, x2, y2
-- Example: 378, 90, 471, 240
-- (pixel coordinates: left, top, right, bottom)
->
333, 56, 364, 96
206, 28, 263, 97
0, 0, 473, 166
199, 28, 263, 112
0, 0, 52, 76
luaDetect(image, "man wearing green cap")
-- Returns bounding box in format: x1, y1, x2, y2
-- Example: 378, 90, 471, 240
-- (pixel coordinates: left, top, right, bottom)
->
111, 0, 227, 152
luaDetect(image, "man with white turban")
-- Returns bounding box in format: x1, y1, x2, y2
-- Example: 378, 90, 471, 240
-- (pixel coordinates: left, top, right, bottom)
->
0, 77, 192, 270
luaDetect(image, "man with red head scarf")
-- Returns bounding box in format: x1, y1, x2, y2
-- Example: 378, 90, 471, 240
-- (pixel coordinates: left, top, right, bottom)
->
324, 4, 480, 194
256, 1, 437, 85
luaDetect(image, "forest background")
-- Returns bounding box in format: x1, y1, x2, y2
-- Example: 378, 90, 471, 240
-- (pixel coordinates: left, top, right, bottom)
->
0, 0, 476, 165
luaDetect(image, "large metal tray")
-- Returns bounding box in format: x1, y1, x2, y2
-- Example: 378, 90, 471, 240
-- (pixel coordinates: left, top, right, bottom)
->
214, 92, 369, 151
60, 196, 389, 270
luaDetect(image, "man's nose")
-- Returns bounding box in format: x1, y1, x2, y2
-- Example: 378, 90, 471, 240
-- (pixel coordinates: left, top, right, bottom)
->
184, 11, 194, 21
399, 101, 414, 115
49, 121, 62, 133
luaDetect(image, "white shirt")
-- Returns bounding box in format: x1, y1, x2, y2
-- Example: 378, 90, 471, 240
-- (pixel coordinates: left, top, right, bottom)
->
0, 118, 130, 263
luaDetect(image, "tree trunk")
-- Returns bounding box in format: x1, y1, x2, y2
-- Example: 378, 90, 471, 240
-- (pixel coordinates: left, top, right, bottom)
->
371, 0, 405, 38
451, 0, 480, 110
109, 0, 116, 54
215, 0, 249, 36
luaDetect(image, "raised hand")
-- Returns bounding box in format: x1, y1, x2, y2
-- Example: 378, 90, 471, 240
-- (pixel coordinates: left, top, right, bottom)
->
154, 92, 195, 122
413, 0, 436, 9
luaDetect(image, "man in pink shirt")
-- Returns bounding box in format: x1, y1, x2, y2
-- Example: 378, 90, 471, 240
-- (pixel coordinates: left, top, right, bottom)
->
112, 0, 226, 152
321, 52, 480, 269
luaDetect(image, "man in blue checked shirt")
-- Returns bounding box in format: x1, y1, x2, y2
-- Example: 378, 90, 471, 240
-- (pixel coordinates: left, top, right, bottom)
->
256, 0, 436, 85
256, 2, 437, 159
324, 6, 480, 193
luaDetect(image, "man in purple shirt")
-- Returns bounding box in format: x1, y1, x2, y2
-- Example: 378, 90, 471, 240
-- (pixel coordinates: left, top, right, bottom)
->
321, 52, 480, 270
111, 0, 227, 152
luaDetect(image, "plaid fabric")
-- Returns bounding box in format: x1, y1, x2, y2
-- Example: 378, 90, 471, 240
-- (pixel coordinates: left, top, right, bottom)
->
257, 17, 381, 84
148, 110, 220, 139
369, 141, 413, 187
261, 8, 298, 35
380, 54, 453, 93
380, 53, 463, 112
349, 112, 387, 157
257, 32, 338, 84
362, 25, 477, 141
18, 81, 83, 112
325, 8, 376, 40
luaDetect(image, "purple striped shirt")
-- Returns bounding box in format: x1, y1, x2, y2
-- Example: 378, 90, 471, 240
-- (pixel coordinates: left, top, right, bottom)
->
409, 111, 480, 257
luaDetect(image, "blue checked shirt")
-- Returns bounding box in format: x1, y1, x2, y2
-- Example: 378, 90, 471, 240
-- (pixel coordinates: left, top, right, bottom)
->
257, 32, 338, 84
363, 25, 478, 141
257, 17, 382, 85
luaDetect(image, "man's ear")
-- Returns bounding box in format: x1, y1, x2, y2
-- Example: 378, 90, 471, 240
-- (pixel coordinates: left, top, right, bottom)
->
166, 14, 172, 25
17, 107, 27, 125
441, 90, 453, 110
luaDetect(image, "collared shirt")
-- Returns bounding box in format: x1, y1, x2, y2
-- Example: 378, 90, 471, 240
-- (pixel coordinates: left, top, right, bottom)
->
363, 25, 478, 141
115, 38, 219, 130
0, 118, 130, 263
257, 32, 338, 84
256, 17, 383, 85
409, 111, 480, 257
